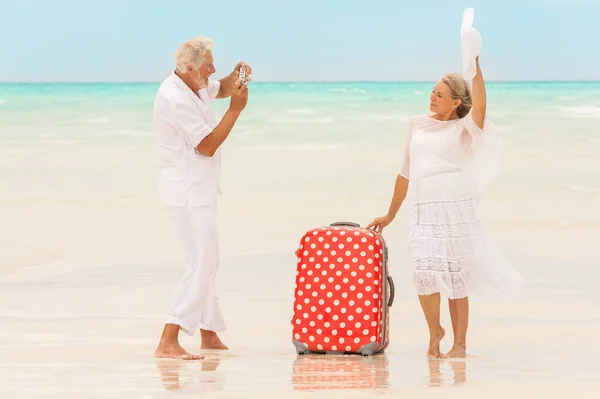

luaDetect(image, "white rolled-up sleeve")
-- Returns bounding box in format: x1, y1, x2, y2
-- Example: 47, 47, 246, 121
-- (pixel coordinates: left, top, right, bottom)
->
207, 79, 221, 101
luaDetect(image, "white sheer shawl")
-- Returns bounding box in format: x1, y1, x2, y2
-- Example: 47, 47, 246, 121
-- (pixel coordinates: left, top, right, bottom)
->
399, 110, 501, 202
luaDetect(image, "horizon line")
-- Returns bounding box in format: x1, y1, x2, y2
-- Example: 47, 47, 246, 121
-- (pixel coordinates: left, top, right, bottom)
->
1, 79, 599, 85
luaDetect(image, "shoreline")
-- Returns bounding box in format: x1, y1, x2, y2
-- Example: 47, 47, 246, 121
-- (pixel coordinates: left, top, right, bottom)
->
1, 198, 598, 279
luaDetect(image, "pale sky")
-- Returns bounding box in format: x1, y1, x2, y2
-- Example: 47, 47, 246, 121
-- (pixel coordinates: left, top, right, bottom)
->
0, 0, 598, 82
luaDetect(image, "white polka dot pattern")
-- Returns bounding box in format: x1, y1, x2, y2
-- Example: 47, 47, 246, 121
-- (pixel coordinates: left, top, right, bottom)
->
293, 225, 390, 353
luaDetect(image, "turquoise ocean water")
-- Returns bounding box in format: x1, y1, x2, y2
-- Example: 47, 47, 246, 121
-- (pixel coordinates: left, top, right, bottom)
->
0, 81, 599, 227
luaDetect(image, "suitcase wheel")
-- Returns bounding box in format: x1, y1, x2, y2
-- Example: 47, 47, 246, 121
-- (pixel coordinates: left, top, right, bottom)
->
293, 339, 310, 355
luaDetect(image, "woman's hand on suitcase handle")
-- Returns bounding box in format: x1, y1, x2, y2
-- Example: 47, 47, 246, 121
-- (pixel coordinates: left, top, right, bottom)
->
366, 214, 394, 233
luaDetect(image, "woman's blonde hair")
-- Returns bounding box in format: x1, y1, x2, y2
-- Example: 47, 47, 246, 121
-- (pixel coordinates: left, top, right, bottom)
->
441, 73, 472, 118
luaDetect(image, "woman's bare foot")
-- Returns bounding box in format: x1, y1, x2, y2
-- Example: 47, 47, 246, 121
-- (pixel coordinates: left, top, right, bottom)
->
427, 326, 446, 358
200, 330, 229, 350
442, 345, 467, 358
155, 343, 204, 360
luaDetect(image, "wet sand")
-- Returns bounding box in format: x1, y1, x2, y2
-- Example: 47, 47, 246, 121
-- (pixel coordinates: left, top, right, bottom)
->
1, 246, 599, 398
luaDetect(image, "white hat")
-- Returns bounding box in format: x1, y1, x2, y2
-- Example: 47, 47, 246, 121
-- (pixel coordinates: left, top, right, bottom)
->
461, 7, 482, 80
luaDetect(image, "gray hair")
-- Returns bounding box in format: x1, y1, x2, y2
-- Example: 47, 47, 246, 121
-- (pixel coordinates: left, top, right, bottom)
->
174, 36, 215, 72
441, 73, 472, 118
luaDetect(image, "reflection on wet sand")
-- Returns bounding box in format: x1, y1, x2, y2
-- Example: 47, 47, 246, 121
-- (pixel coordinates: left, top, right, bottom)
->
290, 353, 468, 391
427, 358, 467, 387
292, 353, 390, 391
156, 352, 225, 393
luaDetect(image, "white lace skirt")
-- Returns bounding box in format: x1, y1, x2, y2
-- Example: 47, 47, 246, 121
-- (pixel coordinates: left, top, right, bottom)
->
405, 197, 525, 300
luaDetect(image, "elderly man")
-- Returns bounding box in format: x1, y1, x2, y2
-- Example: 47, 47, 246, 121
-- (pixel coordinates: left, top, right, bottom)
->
152, 36, 251, 360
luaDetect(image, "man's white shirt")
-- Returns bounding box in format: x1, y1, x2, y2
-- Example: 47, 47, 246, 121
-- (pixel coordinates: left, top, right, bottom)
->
153, 73, 222, 207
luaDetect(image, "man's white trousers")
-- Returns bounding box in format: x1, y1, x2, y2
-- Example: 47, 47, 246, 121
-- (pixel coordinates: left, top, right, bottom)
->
165, 202, 226, 336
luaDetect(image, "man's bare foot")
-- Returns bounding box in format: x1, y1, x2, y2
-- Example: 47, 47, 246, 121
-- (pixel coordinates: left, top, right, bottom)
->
442, 345, 467, 359
200, 330, 229, 350
155, 343, 204, 360
427, 326, 446, 358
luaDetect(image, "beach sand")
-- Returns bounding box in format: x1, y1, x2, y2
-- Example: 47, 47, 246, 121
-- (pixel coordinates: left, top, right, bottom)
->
1, 199, 599, 398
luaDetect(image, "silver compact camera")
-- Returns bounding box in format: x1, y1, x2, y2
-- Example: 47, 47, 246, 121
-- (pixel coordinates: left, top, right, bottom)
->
239, 66, 247, 86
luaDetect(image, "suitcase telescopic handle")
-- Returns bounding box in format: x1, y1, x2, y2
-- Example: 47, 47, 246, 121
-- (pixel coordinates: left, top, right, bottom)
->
330, 222, 361, 228
387, 276, 395, 307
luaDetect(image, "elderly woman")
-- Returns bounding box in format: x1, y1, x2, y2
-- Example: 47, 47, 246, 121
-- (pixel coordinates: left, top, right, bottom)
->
367, 56, 524, 358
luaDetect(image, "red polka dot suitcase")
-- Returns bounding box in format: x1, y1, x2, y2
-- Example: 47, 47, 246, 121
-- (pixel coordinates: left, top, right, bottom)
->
292, 221, 395, 356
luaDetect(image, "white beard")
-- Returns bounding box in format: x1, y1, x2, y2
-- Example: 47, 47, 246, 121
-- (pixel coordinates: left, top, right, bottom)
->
196, 75, 209, 90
